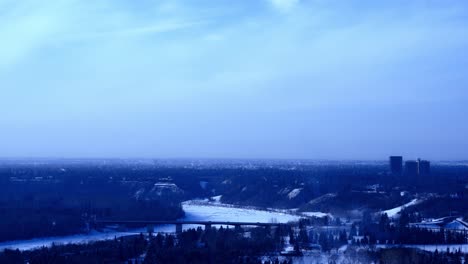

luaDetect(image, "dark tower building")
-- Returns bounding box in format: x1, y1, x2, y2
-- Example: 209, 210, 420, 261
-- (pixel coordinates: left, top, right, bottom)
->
389, 156, 403, 175
405, 160, 419, 176
418, 159, 431, 176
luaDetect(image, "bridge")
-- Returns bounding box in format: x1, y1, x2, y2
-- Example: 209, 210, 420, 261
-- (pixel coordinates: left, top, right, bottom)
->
95, 220, 287, 234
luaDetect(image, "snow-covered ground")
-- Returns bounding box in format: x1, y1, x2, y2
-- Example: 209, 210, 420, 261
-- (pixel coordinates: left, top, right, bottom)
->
411, 217, 468, 231
446, 218, 468, 230
182, 200, 301, 223
0, 229, 151, 252
0, 199, 301, 252
301, 212, 331, 218
210, 195, 222, 203
288, 188, 302, 199
382, 199, 420, 218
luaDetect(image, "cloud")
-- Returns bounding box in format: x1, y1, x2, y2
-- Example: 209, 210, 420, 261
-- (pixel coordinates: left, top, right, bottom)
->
0, 1, 71, 68
1, 0, 468, 159
268, 0, 300, 12
0, 0, 209, 68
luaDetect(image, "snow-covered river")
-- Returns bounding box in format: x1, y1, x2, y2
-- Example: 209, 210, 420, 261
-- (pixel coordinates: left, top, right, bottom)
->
0, 200, 301, 252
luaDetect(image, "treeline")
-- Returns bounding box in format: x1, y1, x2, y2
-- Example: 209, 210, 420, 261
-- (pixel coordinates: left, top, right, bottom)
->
285, 219, 348, 252
287, 227, 347, 253
2, 228, 466, 264
0, 227, 294, 264
0, 235, 147, 264
287, 214, 467, 255
144, 226, 289, 264
357, 212, 468, 246
214, 166, 468, 215
379, 248, 467, 264
0, 170, 184, 242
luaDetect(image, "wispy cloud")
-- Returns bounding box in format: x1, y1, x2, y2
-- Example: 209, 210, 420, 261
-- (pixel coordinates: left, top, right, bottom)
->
0, 1, 70, 68
268, 0, 300, 12
0, 0, 210, 68
1, 0, 468, 159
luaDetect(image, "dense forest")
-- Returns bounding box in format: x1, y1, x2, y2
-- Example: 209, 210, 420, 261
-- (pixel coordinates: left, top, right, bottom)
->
0, 227, 290, 264
0, 226, 466, 264
0, 165, 185, 242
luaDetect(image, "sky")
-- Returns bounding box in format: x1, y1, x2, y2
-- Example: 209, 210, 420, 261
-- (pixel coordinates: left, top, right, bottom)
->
1, 0, 468, 160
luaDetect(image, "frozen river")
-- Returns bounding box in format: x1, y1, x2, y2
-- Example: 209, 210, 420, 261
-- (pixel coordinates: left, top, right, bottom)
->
0, 200, 301, 251
181, 200, 301, 223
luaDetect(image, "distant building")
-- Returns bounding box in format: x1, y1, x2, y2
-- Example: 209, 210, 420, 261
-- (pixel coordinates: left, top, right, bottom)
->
405, 160, 419, 176
418, 159, 431, 176
389, 156, 403, 175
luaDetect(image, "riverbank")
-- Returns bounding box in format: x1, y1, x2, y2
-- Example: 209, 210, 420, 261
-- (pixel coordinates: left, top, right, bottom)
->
0, 199, 302, 251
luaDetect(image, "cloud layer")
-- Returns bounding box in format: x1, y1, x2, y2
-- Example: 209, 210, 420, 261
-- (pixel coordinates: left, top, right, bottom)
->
1, 0, 468, 159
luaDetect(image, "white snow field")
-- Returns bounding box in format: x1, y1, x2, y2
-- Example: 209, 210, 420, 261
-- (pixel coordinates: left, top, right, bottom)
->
382, 199, 420, 218
287, 188, 302, 199
182, 200, 301, 223
0, 200, 301, 251
0, 229, 150, 252
301, 212, 331, 218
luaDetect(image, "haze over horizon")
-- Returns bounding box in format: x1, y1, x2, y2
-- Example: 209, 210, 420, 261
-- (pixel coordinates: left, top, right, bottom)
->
1, 0, 468, 160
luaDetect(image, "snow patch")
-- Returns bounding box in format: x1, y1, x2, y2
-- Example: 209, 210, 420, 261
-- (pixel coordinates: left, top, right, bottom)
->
382, 199, 420, 218
301, 212, 330, 218
287, 188, 302, 199
0, 229, 152, 252
221, 179, 231, 185
210, 195, 222, 203
308, 193, 336, 206
181, 200, 301, 224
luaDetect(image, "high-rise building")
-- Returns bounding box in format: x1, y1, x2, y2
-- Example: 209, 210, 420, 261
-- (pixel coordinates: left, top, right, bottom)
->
418, 159, 431, 176
405, 160, 419, 176
389, 156, 403, 175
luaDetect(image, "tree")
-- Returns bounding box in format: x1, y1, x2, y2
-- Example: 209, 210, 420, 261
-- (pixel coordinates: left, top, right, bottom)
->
379, 213, 389, 232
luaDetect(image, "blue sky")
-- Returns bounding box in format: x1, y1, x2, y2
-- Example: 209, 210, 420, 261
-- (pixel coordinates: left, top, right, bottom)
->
1, 0, 468, 160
